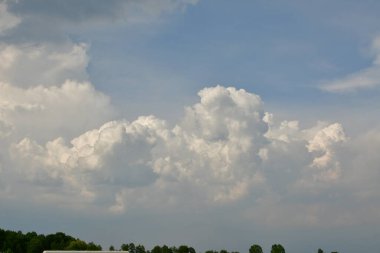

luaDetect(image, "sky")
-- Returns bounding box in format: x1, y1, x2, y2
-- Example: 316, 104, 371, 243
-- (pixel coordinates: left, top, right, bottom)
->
1, 0, 380, 252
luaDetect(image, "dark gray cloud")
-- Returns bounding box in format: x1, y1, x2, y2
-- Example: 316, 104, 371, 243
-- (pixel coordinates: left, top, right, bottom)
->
8, 0, 198, 24
9, 0, 128, 23
3, 0, 198, 43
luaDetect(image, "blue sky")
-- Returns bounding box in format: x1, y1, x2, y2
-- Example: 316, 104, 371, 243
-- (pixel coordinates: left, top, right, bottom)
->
1, 1, 380, 253
84, 0, 380, 126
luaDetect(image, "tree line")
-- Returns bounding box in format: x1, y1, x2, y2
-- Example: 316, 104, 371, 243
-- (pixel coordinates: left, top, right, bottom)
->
0, 227, 337, 253
0, 228, 101, 253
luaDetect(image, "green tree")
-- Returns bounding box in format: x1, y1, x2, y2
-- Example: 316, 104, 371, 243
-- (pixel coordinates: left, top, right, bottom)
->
46, 232, 74, 250
129, 243, 136, 253
27, 235, 45, 253
151, 245, 162, 253
162, 245, 172, 253
271, 244, 285, 253
170, 246, 178, 253
0, 227, 104, 253
249, 244, 263, 253
0, 229, 5, 252
65, 239, 88, 250
110, 245, 115, 251
87, 242, 102, 250
176, 245, 196, 253
3, 230, 24, 253
136, 244, 146, 253
317, 249, 324, 253
121, 244, 129, 251
189, 247, 196, 253
178, 245, 189, 253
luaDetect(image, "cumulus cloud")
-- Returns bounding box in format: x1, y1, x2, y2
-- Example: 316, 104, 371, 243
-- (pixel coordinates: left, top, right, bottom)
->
12, 86, 264, 206
321, 36, 380, 92
11, 116, 167, 209
7, 86, 350, 219
0, 39, 115, 143
0, 80, 114, 142
0, 43, 88, 87
306, 123, 346, 181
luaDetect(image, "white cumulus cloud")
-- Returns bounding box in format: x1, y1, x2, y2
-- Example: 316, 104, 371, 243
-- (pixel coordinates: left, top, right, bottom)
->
7, 86, 349, 218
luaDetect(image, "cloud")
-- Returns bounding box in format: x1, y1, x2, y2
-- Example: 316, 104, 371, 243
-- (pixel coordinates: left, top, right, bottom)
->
0, 80, 114, 142
0, 43, 88, 87
0, 39, 116, 146
306, 123, 346, 181
0, 1, 21, 34
1, 0, 200, 46
5, 86, 350, 221
0, 37, 118, 142
0, 118, 12, 139
2, 82, 379, 231
10, 116, 167, 209
321, 36, 380, 92
340, 129, 380, 200
8, 86, 266, 211
9, 0, 199, 26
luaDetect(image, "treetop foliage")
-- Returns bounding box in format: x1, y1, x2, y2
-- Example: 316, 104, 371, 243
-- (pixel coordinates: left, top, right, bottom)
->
0, 227, 337, 253
0, 228, 101, 253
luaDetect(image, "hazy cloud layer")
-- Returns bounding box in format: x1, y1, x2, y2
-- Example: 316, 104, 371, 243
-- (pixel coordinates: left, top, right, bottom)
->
0, 1, 21, 34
